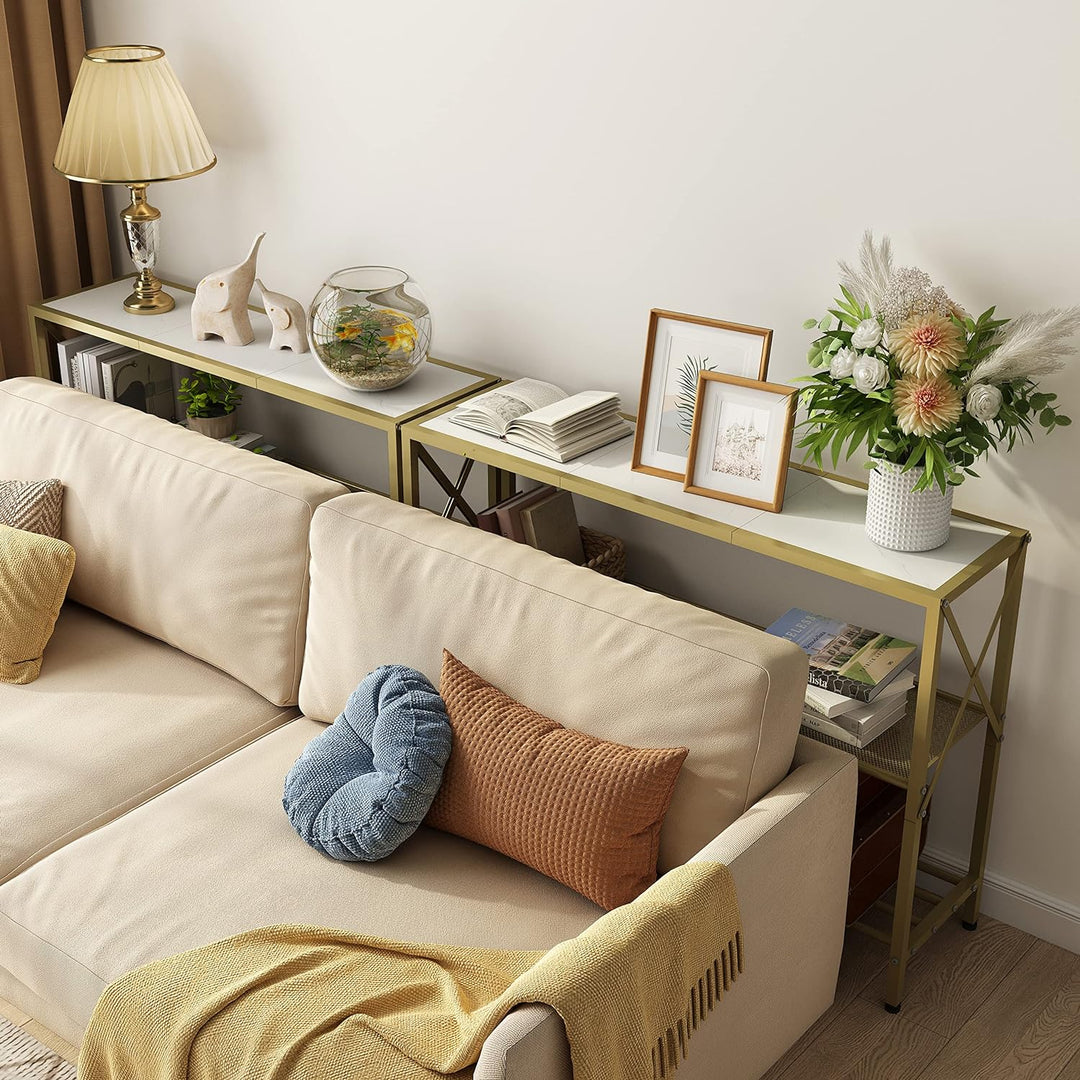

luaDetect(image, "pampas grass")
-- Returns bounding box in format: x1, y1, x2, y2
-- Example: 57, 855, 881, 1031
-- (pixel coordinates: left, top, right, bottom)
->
837, 229, 894, 315
967, 306, 1080, 386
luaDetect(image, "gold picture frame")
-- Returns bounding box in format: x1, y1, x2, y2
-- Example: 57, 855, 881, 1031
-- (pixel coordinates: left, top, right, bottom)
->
631, 309, 773, 481
684, 371, 797, 512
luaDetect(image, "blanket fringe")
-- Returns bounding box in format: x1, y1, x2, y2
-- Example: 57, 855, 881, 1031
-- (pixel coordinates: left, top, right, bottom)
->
652, 931, 742, 1080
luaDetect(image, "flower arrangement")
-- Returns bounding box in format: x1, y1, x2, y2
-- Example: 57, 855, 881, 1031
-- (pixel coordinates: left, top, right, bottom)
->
799, 232, 1076, 492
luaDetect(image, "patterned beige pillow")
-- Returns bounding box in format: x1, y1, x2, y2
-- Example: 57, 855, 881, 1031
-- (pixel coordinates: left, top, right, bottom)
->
0, 479, 63, 538
0, 524, 76, 684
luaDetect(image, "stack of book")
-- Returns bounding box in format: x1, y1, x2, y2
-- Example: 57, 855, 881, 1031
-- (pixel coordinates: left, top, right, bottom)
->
766, 608, 918, 749
56, 335, 174, 420
476, 484, 586, 564
450, 379, 633, 463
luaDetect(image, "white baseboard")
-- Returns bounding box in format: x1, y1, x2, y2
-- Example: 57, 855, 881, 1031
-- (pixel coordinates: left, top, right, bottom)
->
918, 846, 1080, 954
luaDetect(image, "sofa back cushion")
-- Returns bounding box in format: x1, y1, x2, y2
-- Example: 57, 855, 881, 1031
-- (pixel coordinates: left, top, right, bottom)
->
0, 378, 346, 705
300, 493, 809, 869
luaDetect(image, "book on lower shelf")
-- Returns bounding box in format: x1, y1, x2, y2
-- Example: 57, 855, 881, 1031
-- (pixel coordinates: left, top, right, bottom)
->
101, 351, 175, 420
805, 670, 916, 719
449, 378, 633, 463
801, 691, 909, 749
476, 484, 586, 564
55, 334, 102, 389
57, 336, 175, 421
767, 608, 917, 703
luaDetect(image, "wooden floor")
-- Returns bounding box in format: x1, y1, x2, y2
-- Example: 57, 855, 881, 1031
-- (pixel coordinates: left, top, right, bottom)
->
764, 905, 1080, 1080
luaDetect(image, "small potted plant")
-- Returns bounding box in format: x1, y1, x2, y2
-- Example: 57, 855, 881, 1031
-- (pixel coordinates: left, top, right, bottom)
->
178, 371, 243, 439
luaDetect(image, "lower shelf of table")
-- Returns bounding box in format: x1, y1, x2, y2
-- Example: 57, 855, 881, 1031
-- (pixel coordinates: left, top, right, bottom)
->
800, 687, 986, 788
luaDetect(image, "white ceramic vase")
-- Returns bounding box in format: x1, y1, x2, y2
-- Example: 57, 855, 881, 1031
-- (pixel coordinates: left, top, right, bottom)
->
865, 463, 953, 552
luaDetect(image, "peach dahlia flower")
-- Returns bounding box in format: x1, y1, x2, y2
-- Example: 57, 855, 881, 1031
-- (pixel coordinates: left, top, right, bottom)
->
889, 313, 966, 379
892, 375, 963, 437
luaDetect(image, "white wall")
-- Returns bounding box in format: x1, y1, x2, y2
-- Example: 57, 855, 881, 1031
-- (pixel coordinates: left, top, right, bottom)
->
85, 0, 1080, 948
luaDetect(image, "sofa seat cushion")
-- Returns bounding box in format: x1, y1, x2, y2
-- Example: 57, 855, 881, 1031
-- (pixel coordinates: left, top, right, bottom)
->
0, 719, 603, 1044
0, 602, 296, 884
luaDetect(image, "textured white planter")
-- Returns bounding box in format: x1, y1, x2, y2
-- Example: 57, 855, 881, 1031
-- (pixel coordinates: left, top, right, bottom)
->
865, 463, 953, 552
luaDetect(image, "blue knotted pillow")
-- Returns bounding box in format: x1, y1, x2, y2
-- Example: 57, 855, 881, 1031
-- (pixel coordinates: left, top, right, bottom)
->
283, 665, 452, 861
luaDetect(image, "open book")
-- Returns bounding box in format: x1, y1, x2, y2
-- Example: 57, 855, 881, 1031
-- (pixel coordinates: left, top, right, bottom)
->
450, 379, 633, 463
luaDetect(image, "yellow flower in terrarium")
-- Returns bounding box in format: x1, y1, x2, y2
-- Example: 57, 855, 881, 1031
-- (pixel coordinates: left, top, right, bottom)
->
382, 317, 418, 354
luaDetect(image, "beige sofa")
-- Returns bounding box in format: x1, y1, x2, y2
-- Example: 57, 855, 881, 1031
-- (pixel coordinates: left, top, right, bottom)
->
0, 378, 857, 1080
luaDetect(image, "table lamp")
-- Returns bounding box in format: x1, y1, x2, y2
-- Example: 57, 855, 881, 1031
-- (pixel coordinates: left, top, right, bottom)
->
53, 45, 216, 315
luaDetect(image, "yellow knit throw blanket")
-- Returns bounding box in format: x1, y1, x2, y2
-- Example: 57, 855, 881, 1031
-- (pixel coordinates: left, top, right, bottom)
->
79, 861, 741, 1080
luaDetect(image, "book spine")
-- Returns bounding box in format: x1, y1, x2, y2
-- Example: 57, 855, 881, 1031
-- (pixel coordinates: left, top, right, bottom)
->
495, 505, 527, 542
57, 344, 72, 387
476, 511, 501, 534
101, 362, 116, 402
72, 354, 85, 393
807, 666, 875, 703
800, 713, 861, 747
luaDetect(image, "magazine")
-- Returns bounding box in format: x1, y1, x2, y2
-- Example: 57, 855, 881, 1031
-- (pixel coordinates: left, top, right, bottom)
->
767, 608, 917, 703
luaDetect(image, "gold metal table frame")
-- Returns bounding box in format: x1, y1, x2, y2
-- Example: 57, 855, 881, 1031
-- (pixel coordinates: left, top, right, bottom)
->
400, 405, 1029, 1011
27, 276, 500, 501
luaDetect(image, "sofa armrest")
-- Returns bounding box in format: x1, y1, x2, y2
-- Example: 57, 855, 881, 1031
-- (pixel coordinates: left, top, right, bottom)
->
475, 737, 857, 1080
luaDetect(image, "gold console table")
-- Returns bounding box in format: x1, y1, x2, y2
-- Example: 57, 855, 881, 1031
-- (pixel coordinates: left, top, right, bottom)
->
28, 276, 498, 500
400, 400, 1029, 1011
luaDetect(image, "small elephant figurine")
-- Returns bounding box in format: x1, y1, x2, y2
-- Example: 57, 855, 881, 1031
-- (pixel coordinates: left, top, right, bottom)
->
191, 233, 265, 346
256, 279, 309, 353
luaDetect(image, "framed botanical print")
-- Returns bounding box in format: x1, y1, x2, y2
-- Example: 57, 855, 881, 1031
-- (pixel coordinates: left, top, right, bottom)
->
684, 372, 797, 512
631, 309, 773, 481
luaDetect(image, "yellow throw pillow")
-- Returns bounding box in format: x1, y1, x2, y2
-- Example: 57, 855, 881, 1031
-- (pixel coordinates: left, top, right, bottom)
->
0, 524, 76, 685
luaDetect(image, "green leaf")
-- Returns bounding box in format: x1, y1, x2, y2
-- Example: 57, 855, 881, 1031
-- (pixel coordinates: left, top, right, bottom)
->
802, 318, 818, 330
1040, 409, 1055, 428
903, 441, 926, 471
1056, 415, 1072, 426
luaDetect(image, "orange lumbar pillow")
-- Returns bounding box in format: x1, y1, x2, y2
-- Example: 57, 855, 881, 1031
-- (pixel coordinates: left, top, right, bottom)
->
0, 524, 75, 684
425, 649, 688, 910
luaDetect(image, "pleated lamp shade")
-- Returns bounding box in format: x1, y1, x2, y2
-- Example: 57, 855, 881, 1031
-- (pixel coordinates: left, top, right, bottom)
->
54, 45, 216, 184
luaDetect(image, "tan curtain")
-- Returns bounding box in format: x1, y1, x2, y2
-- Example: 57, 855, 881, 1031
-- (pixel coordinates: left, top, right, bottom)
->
0, 0, 111, 380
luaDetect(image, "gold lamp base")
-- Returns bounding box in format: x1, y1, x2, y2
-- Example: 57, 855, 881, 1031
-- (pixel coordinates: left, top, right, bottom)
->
124, 269, 175, 314
120, 184, 175, 315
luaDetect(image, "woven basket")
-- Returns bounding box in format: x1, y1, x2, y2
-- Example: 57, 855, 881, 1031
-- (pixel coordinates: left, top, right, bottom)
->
580, 526, 626, 580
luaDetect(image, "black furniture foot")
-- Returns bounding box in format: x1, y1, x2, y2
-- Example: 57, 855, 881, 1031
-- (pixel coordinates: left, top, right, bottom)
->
884, 1001, 902, 1014
962, 919, 978, 931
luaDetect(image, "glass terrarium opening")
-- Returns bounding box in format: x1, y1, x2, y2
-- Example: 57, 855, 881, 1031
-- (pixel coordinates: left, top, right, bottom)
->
326, 266, 408, 293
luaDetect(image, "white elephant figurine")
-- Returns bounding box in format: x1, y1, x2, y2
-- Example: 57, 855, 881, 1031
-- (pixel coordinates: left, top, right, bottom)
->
191, 233, 265, 346
256, 279, 309, 353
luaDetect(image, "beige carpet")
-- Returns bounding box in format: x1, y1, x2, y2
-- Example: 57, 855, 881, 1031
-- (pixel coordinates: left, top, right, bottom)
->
0, 1017, 75, 1080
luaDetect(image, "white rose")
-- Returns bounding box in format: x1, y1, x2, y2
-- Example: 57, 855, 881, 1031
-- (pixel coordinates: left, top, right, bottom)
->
851, 318, 883, 350
852, 354, 890, 394
966, 382, 1003, 423
830, 347, 857, 379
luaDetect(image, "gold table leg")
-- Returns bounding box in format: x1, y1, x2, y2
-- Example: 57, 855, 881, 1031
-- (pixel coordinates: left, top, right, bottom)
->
885, 602, 944, 1011
962, 539, 1028, 928
401, 432, 421, 508
387, 430, 403, 503
487, 466, 516, 506
27, 312, 53, 380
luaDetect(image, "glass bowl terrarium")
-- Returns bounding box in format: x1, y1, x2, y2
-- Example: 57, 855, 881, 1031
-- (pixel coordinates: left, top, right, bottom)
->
309, 266, 431, 392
